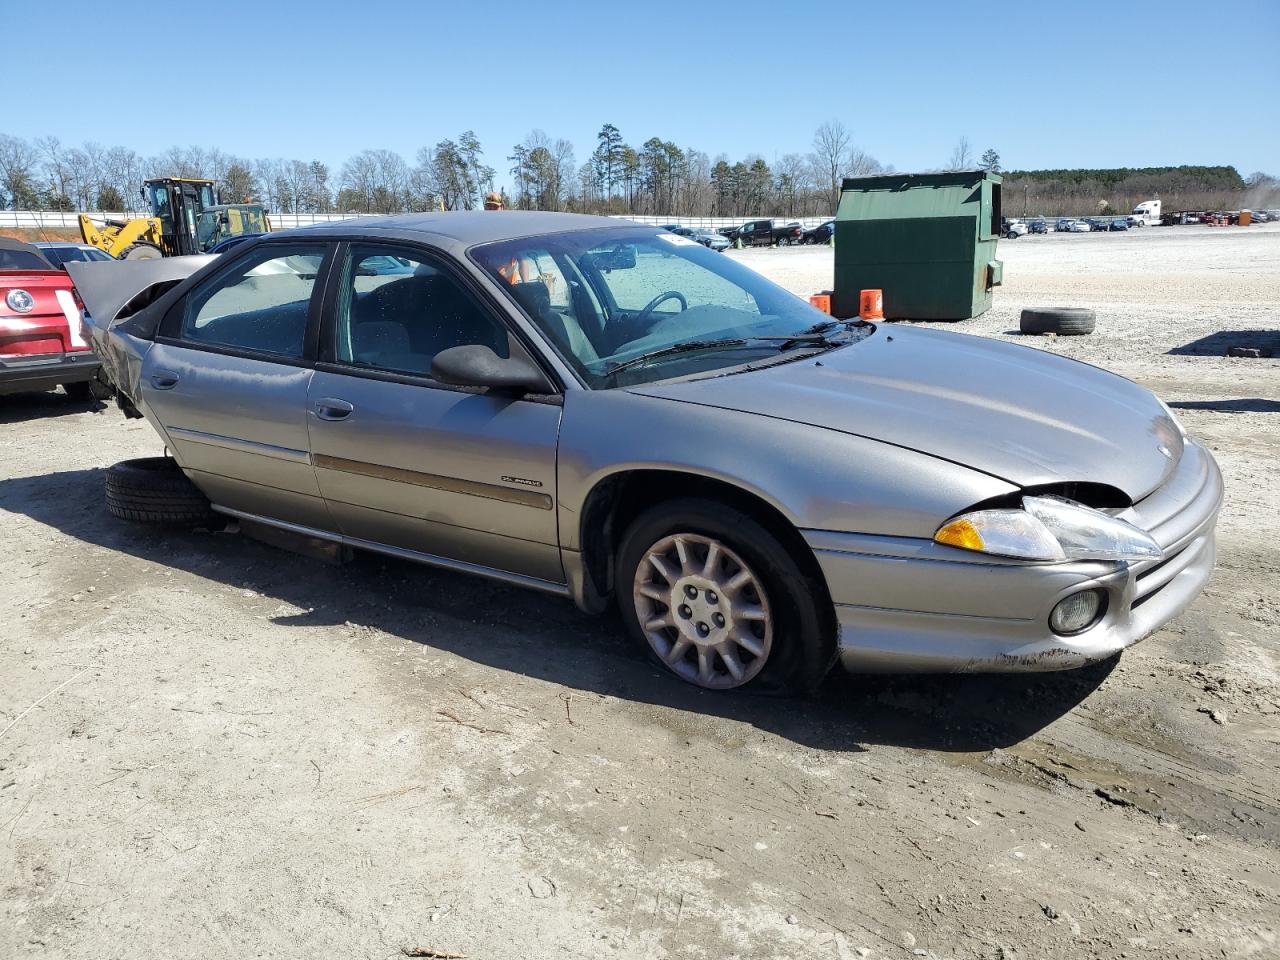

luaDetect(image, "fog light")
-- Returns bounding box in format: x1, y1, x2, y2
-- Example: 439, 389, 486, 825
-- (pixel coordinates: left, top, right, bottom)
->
1049, 590, 1105, 635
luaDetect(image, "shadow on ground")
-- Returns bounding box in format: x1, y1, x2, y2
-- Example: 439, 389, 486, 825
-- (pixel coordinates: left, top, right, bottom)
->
0, 390, 104, 424
0, 467, 1116, 754
1168, 329, 1280, 356
1170, 398, 1280, 413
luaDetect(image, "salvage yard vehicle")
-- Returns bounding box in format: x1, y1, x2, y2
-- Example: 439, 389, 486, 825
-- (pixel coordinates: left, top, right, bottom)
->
725, 219, 804, 246
689, 229, 731, 251
33, 242, 116, 269
69, 212, 1222, 693
1003, 218, 1029, 239
0, 237, 103, 399
802, 220, 835, 244
78, 177, 270, 260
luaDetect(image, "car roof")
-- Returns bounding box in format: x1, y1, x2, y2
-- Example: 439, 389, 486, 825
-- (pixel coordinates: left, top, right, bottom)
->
276, 210, 627, 246
33, 241, 94, 249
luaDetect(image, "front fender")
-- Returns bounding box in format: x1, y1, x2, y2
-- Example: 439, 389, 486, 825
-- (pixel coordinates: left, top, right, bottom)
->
555, 389, 1016, 551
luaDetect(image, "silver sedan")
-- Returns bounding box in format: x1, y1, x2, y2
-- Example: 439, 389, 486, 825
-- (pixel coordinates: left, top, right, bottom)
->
69, 212, 1222, 694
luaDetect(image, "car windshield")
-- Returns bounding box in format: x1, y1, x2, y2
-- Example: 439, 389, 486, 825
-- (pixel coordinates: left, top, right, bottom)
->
471, 227, 848, 388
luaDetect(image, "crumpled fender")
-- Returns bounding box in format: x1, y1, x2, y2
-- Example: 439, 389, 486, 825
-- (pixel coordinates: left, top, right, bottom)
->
65, 256, 214, 406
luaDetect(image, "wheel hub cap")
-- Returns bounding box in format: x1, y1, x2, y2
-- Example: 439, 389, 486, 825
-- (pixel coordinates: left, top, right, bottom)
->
633, 533, 773, 690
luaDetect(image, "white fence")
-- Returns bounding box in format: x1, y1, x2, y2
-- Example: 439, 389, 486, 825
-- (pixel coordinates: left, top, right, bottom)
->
0, 210, 386, 231
1, 209, 832, 233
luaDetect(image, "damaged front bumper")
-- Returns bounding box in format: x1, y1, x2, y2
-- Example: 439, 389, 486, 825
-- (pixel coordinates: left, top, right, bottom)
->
805, 439, 1223, 673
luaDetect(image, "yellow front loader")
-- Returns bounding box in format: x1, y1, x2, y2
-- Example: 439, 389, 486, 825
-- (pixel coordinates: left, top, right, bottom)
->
77, 213, 166, 260
79, 177, 269, 260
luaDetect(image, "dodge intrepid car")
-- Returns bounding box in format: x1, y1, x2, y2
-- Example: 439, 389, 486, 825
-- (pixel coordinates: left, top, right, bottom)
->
68, 212, 1222, 694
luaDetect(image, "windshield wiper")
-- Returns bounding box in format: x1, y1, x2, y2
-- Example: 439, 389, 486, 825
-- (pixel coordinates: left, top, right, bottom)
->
605, 337, 750, 376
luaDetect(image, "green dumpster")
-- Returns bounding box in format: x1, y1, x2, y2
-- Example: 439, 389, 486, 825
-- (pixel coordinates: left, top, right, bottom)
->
833, 170, 1003, 321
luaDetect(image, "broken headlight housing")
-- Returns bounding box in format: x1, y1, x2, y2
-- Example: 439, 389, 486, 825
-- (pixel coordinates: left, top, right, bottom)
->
934, 495, 1162, 563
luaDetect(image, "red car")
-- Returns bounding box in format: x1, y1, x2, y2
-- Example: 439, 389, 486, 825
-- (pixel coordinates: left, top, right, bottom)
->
0, 237, 101, 399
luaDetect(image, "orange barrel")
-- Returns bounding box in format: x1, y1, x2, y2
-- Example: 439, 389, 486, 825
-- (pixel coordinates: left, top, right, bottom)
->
808, 293, 832, 314
859, 288, 884, 319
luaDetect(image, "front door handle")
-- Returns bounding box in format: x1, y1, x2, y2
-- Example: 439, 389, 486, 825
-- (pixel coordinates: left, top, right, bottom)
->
150, 370, 180, 389
314, 398, 354, 421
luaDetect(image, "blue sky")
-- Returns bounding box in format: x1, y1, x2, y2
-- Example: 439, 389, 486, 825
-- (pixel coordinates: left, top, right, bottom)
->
5, 0, 1277, 185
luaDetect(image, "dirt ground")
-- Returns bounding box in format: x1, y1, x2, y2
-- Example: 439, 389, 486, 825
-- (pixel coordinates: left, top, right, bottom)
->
2, 224, 1278, 960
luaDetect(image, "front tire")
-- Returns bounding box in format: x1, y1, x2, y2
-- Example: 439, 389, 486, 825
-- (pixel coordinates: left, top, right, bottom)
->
120, 242, 163, 260
617, 499, 833, 695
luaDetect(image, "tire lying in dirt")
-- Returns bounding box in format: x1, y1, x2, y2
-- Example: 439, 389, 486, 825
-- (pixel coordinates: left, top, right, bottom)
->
1020, 307, 1097, 336
105, 457, 219, 526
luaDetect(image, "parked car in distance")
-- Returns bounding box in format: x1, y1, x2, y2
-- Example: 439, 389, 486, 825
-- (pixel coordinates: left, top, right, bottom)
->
1028, 219, 1048, 234
33, 242, 116, 269
1065, 219, 1092, 233
803, 220, 835, 244
1108, 218, 1130, 231
1055, 219, 1074, 232
0, 237, 101, 399
689, 229, 731, 252
71, 211, 1221, 695
1003, 218, 1029, 239
726, 219, 804, 246
207, 232, 267, 255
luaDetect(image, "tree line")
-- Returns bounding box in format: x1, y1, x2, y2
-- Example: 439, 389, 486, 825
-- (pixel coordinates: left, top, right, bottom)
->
0, 121, 886, 218
0, 126, 1272, 219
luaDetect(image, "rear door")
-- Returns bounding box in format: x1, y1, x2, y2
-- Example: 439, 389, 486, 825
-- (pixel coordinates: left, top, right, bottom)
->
306, 241, 564, 585
141, 241, 335, 528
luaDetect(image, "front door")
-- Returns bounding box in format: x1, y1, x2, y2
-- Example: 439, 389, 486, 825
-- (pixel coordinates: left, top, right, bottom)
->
306, 243, 563, 585
141, 242, 333, 528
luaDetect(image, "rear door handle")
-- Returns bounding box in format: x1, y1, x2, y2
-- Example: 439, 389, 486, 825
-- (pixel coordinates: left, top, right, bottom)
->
314, 398, 354, 421
150, 370, 180, 389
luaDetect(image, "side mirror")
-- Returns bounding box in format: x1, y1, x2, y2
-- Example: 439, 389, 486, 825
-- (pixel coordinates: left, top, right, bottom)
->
431, 344, 553, 395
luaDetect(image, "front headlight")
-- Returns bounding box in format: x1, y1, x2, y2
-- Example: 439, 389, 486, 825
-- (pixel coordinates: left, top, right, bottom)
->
935, 495, 1162, 562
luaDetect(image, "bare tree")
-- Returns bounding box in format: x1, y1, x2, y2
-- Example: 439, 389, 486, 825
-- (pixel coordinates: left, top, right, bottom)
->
0, 134, 41, 208
811, 120, 852, 213
947, 136, 974, 171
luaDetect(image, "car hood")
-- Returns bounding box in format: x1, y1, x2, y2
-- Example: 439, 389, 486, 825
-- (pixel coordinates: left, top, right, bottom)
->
628, 325, 1182, 502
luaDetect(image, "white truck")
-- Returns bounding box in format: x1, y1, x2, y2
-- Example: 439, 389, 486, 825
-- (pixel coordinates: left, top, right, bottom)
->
1128, 199, 1162, 227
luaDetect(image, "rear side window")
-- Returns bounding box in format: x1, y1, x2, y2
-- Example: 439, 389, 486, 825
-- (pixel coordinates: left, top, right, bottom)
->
334, 244, 510, 378
181, 244, 326, 359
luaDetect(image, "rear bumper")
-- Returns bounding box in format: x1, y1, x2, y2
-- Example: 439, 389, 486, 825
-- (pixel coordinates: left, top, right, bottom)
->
804, 440, 1223, 673
0, 351, 100, 395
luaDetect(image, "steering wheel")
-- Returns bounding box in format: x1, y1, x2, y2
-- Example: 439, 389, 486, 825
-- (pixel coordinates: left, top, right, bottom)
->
635, 290, 687, 324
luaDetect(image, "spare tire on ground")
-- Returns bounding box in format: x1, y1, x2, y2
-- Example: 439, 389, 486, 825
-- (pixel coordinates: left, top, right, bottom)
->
105, 457, 219, 526
1020, 307, 1096, 336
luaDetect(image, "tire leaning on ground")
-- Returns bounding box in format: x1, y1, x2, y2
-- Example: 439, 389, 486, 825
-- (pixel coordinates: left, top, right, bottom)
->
617, 498, 834, 696
105, 457, 219, 526
1020, 306, 1097, 336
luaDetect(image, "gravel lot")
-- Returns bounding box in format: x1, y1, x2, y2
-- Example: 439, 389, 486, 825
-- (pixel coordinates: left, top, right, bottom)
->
2, 224, 1278, 959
